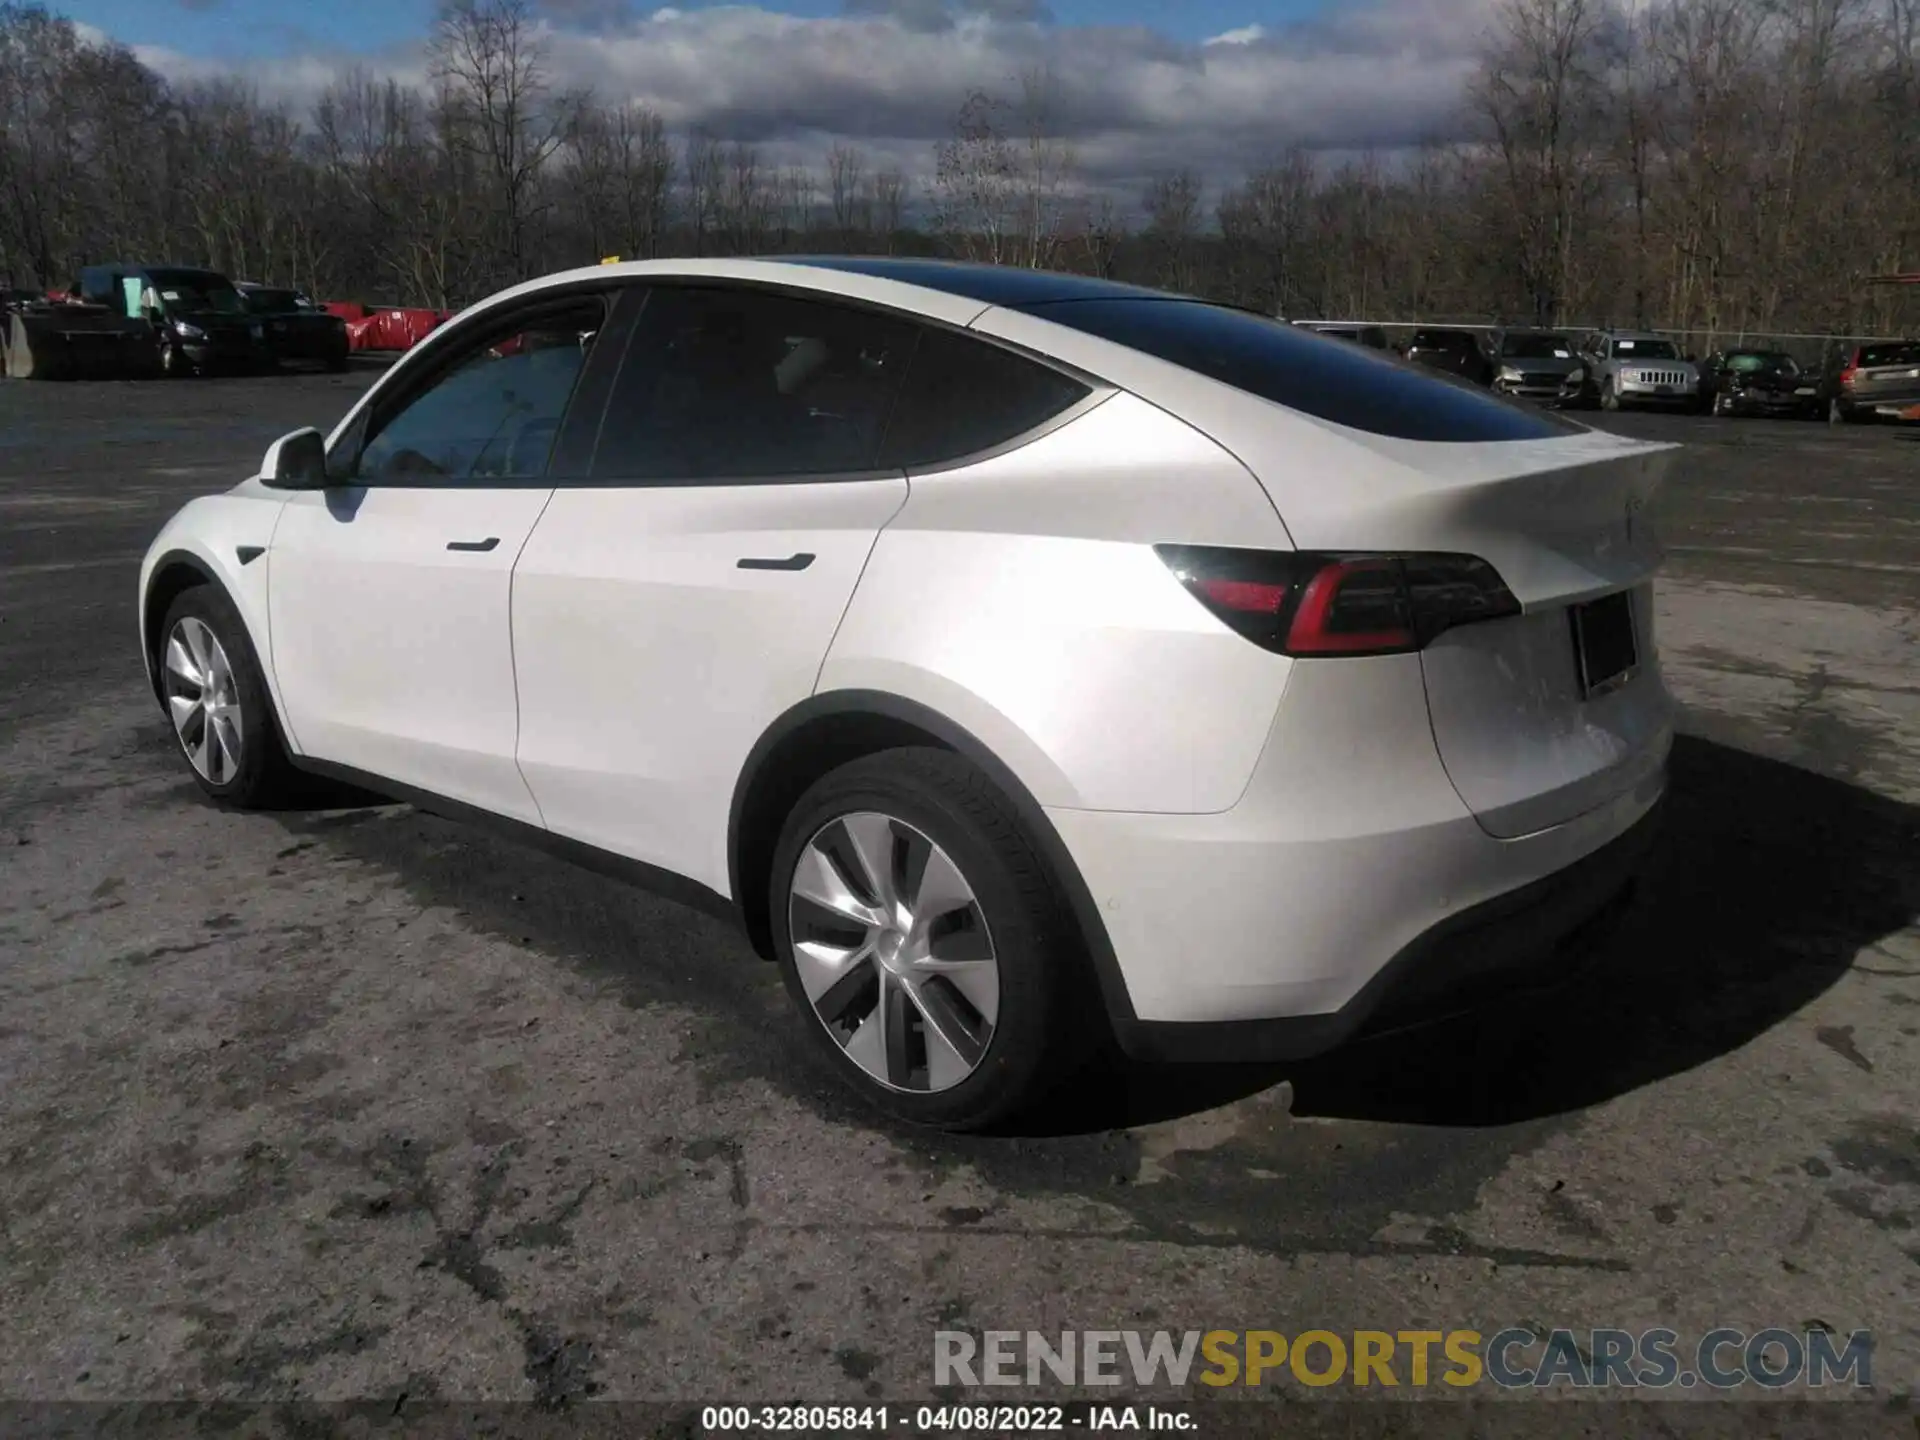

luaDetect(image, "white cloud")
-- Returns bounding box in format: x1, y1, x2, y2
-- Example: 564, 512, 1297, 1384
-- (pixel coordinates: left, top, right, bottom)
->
121, 0, 1501, 193
1203, 24, 1268, 47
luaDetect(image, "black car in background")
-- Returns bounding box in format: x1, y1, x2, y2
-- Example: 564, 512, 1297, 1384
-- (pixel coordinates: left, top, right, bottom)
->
1700, 348, 1822, 419
1404, 327, 1493, 385
237, 282, 350, 372
71, 264, 268, 376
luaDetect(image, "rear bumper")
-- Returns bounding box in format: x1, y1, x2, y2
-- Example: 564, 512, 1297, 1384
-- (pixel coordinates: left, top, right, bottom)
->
1046, 650, 1672, 1059
1113, 797, 1662, 1063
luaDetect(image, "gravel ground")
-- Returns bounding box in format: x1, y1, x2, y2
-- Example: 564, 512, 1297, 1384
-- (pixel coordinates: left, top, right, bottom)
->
1, 370, 1916, 1429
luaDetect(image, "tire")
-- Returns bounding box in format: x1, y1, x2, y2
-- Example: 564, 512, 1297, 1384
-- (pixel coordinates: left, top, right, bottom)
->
1600, 378, 1621, 412
156, 583, 300, 808
1711, 392, 1730, 417
769, 747, 1093, 1131
326, 353, 349, 374
157, 334, 188, 379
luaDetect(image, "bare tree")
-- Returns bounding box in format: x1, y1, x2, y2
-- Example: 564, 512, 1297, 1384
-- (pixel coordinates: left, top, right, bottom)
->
827, 141, 864, 248
1469, 0, 1612, 326
430, 0, 573, 285
869, 167, 907, 253
1142, 168, 1202, 292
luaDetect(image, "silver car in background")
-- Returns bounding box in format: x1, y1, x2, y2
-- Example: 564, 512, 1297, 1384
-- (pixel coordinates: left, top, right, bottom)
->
1582, 329, 1704, 412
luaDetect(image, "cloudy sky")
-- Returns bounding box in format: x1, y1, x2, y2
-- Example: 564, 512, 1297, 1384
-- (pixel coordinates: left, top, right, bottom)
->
58, 0, 1501, 193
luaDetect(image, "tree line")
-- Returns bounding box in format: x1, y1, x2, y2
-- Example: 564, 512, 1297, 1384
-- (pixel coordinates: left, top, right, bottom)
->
2, 0, 1915, 343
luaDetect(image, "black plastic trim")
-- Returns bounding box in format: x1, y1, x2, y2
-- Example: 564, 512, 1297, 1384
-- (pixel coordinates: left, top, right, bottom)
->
727, 690, 1137, 1026
287, 755, 740, 926
235, 545, 265, 566
1114, 795, 1666, 1064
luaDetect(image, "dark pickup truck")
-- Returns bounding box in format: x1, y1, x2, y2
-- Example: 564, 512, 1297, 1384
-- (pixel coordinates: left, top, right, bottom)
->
72, 263, 269, 376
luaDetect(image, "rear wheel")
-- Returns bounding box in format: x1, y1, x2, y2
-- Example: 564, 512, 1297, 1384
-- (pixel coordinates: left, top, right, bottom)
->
770, 748, 1091, 1131
158, 584, 299, 807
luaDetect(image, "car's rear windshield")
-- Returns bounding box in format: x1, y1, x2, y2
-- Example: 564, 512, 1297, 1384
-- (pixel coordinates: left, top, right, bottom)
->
243, 288, 300, 312
1500, 334, 1573, 359
1023, 299, 1581, 442
1411, 330, 1478, 350
1727, 352, 1795, 372
1860, 342, 1920, 367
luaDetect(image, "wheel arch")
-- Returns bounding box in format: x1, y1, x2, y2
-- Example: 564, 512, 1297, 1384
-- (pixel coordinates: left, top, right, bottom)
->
142, 547, 223, 702
726, 690, 1137, 1026
142, 544, 299, 753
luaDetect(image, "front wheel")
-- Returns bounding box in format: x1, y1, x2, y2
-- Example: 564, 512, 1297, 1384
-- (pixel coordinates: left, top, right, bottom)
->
157, 334, 192, 379
1600, 379, 1622, 412
157, 584, 299, 807
770, 748, 1092, 1131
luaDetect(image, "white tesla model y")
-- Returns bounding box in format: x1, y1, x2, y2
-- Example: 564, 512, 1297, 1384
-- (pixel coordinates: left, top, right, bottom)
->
139, 258, 1675, 1129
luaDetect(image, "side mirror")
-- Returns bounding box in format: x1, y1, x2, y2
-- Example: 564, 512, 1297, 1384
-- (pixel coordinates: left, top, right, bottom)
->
260, 427, 328, 489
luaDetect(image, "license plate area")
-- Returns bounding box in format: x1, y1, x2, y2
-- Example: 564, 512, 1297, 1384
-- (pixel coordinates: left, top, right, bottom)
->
1570, 591, 1638, 699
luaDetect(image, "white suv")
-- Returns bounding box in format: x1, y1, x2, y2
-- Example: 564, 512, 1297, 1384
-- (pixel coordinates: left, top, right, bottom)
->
140, 258, 1675, 1130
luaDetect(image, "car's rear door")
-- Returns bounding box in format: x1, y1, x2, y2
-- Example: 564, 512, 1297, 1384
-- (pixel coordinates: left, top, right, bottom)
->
510, 282, 919, 892
267, 288, 618, 822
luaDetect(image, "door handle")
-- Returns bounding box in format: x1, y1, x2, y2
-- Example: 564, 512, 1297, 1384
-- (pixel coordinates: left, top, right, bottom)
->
737, 552, 815, 571
447, 537, 500, 553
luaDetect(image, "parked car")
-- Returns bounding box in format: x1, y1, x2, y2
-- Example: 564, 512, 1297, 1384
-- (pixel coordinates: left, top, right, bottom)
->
139, 258, 1673, 1130
1489, 331, 1590, 405
1824, 339, 1920, 424
1290, 320, 1389, 350
1699, 349, 1821, 419
237, 282, 350, 372
1579, 329, 1703, 412
1405, 327, 1493, 385
70, 263, 269, 377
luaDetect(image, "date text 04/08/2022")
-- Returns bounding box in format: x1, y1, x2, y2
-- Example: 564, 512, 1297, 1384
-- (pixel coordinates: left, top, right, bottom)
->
700, 1404, 1195, 1431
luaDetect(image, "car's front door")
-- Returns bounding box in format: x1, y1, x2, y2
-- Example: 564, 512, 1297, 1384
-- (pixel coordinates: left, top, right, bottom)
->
267, 290, 615, 822
510, 282, 920, 890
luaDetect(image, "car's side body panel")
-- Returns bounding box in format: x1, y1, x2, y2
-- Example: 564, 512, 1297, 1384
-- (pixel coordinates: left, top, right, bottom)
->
820, 389, 1297, 816
512, 477, 911, 894
268, 485, 556, 824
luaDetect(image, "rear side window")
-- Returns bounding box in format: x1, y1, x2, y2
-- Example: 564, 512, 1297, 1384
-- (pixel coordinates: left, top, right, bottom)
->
878, 327, 1091, 469
1027, 299, 1579, 443
1860, 342, 1920, 367
593, 286, 918, 481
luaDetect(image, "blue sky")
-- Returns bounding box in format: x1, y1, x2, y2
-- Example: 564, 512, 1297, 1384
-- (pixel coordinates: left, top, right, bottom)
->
58, 0, 1335, 60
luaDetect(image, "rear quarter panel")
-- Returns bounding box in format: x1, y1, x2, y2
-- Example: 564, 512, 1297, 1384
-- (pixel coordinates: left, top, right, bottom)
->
820, 390, 1296, 814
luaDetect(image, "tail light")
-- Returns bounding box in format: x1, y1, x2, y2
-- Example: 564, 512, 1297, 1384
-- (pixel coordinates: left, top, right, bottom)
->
1839, 355, 1859, 389
1156, 545, 1520, 657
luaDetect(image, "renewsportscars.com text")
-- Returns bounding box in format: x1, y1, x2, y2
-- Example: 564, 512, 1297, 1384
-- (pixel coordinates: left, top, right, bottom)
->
933, 1327, 1872, 1390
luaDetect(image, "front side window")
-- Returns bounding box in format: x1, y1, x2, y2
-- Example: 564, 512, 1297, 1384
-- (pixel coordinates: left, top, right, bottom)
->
355, 297, 606, 484
592, 286, 918, 481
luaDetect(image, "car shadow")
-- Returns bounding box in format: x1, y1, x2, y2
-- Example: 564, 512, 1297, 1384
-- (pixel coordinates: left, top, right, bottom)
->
252, 733, 1914, 1139
1011, 733, 1918, 1135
